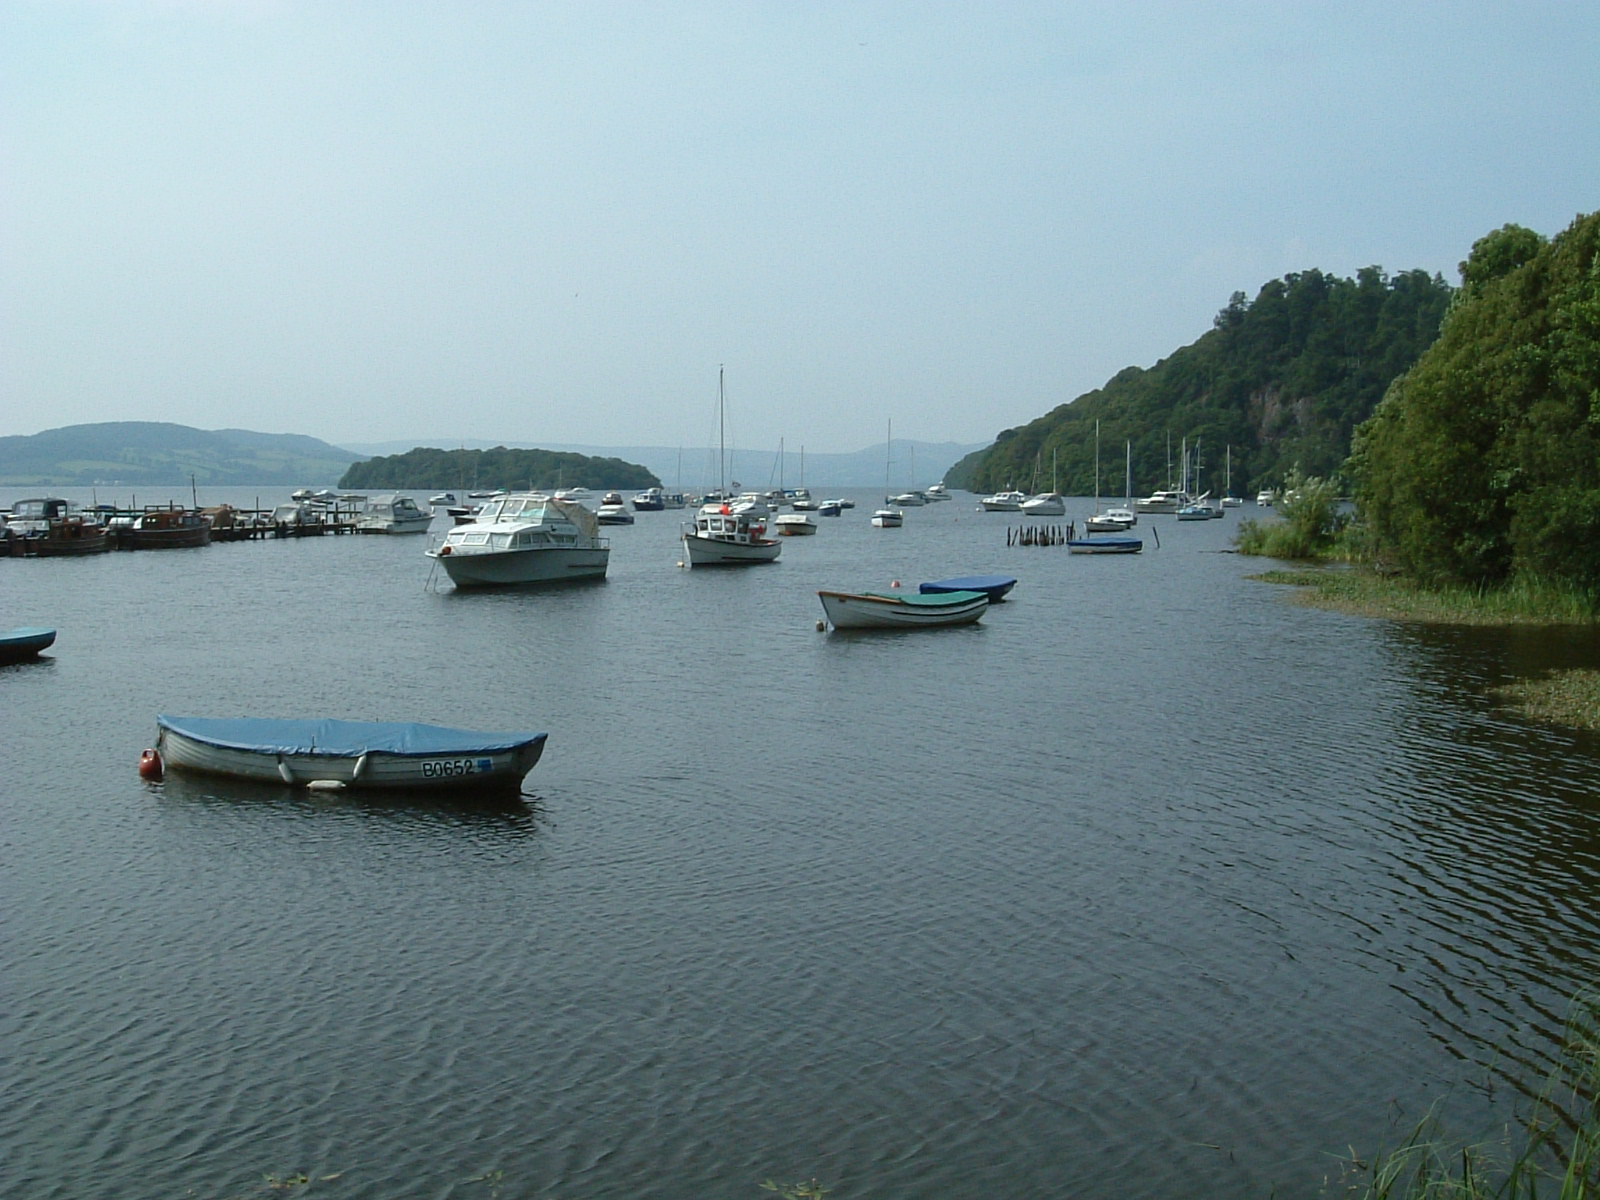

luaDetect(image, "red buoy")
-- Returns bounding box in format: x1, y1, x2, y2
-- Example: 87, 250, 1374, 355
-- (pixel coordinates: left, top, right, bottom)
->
138, 748, 164, 782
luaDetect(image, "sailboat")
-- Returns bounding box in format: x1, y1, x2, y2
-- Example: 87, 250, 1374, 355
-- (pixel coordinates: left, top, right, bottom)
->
1071, 422, 1142, 552
1085, 428, 1137, 531
1221, 445, 1243, 506
871, 421, 904, 528
1021, 448, 1065, 516
681, 368, 782, 565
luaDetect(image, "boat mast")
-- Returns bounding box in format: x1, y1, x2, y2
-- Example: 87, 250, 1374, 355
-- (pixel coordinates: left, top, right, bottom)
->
718, 366, 726, 497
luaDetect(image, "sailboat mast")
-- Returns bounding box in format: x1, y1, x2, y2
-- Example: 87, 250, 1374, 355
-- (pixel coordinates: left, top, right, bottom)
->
718, 366, 726, 496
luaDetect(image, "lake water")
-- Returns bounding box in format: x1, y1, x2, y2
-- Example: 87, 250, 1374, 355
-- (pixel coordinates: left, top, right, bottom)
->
5, 488, 1599, 1200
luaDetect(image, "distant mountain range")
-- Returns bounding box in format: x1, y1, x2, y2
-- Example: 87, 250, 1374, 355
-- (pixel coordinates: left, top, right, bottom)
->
0, 424, 986, 489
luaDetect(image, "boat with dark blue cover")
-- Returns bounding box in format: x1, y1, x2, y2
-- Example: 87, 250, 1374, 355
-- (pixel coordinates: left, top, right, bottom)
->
919, 574, 1017, 602
154, 716, 548, 793
0, 626, 56, 664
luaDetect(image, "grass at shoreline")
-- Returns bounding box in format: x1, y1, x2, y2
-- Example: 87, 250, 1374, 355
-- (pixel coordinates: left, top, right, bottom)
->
1251, 566, 1600, 731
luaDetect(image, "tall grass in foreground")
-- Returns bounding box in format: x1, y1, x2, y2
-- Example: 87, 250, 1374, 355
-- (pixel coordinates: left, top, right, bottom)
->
1250, 568, 1600, 626
1340, 992, 1600, 1200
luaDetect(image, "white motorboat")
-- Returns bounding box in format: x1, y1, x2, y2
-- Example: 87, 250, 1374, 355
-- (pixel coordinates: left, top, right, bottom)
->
356, 494, 434, 534
1085, 506, 1136, 532
1133, 488, 1192, 514
924, 482, 952, 501
596, 492, 635, 525
892, 491, 928, 507
870, 508, 903, 528
817, 588, 988, 630
817, 499, 844, 516
775, 513, 818, 536
426, 493, 610, 587
1020, 493, 1065, 516
1257, 489, 1274, 505
980, 489, 1027, 512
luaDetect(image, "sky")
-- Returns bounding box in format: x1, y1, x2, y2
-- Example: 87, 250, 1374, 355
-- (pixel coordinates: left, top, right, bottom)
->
3, 2, 1597, 455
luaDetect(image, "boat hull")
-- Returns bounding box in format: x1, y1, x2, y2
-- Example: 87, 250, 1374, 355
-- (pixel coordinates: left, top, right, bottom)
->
919, 575, 1017, 602
682, 533, 782, 565
0, 626, 56, 664
156, 717, 548, 793
432, 545, 610, 587
1067, 536, 1143, 554
818, 589, 988, 629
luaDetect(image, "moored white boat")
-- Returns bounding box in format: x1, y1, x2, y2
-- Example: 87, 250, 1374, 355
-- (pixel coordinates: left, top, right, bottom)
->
682, 502, 782, 565
426, 493, 610, 586
775, 513, 818, 536
1020, 492, 1065, 516
596, 493, 635, 525
356, 494, 434, 534
980, 489, 1027, 512
153, 715, 548, 793
818, 588, 989, 629
870, 507, 903, 528
1133, 489, 1191, 514
1085, 506, 1137, 532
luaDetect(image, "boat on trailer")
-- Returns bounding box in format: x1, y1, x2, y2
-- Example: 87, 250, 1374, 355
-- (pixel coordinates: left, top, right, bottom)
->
818, 588, 989, 630
152, 716, 548, 793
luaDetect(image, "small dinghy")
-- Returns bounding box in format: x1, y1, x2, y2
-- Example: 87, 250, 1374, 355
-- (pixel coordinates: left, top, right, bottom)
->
151, 716, 548, 793
818, 589, 989, 630
0, 626, 56, 665
918, 574, 1017, 602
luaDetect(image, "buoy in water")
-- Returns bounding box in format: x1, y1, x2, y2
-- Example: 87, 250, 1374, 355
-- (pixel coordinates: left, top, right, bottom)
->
138, 748, 164, 782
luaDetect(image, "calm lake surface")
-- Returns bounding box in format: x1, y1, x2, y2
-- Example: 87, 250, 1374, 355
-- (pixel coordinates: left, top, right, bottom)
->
5, 488, 1599, 1200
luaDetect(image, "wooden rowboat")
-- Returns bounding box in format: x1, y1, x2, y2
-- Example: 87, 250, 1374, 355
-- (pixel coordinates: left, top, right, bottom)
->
153, 716, 548, 793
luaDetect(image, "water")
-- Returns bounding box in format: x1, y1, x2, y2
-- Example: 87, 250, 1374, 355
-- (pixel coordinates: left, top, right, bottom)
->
5, 489, 1599, 1200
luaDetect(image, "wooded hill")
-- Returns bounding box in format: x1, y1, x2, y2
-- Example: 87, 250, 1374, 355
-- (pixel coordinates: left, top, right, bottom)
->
0, 422, 359, 487
338, 446, 659, 492
1352, 211, 1600, 590
946, 266, 1454, 498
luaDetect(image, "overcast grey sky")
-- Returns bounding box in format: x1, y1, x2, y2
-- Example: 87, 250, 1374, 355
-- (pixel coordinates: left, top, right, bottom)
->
4, 1, 1596, 453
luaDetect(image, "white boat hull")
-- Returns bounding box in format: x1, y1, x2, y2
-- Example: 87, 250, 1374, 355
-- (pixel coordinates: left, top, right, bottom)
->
775, 515, 817, 536
433, 545, 610, 586
157, 727, 547, 793
819, 589, 988, 629
682, 533, 782, 565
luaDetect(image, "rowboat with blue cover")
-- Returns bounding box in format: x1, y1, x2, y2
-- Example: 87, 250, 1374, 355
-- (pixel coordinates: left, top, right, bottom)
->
1066, 535, 1143, 555
919, 574, 1017, 602
818, 588, 989, 630
153, 716, 548, 793
0, 626, 56, 665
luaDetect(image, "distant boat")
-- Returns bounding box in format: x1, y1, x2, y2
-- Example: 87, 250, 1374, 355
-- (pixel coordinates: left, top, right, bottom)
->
5, 497, 112, 556
0, 626, 56, 665
919, 575, 1017, 602
872, 419, 904, 528
980, 489, 1026, 512
817, 500, 844, 517
427, 492, 610, 587
775, 513, 818, 536
1023, 449, 1064, 515
818, 588, 989, 630
1257, 489, 1274, 506
1067, 534, 1143, 554
681, 369, 782, 566
355, 494, 433, 535
632, 488, 665, 511
110, 506, 214, 549
924, 482, 952, 501
152, 715, 548, 794
596, 493, 635, 525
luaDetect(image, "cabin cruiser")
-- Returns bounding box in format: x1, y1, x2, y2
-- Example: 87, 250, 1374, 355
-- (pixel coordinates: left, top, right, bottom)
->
980, 489, 1027, 512
427, 493, 610, 586
1133, 489, 1193, 514
356, 494, 433, 534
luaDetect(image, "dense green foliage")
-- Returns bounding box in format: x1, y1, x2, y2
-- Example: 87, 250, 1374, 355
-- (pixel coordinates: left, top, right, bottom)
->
946, 267, 1452, 498
338, 446, 658, 491
1234, 470, 1348, 559
1351, 212, 1600, 593
0, 422, 358, 487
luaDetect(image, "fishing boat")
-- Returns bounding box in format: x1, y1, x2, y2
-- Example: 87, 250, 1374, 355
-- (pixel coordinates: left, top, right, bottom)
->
919, 575, 1017, 602
151, 715, 548, 793
817, 588, 989, 630
427, 492, 610, 586
355, 494, 433, 534
0, 626, 56, 665
1066, 534, 1143, 554
681, 369, 782, 566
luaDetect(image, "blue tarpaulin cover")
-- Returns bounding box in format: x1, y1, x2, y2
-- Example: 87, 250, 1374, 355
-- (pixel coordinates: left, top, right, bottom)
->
919, 575, 1017, 599
158, 715, 546, 757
